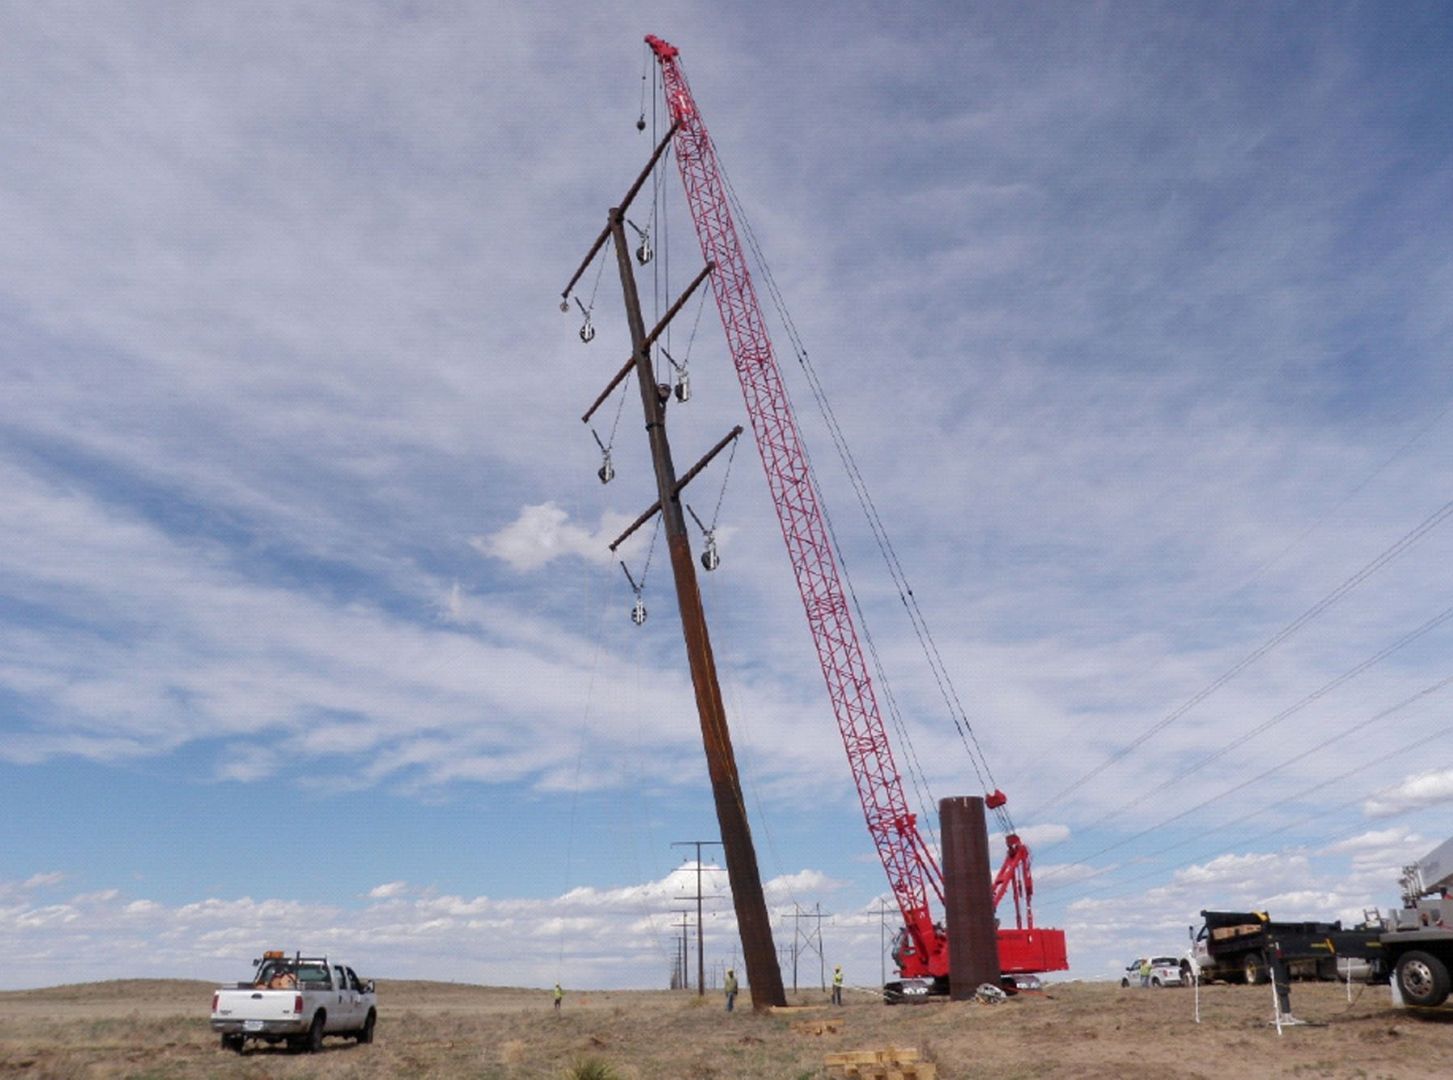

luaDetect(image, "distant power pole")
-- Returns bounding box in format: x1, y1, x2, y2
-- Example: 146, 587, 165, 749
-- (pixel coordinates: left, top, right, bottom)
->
780, 903, 831, 992
877, 898, 895, 989
671, 910, 691, 993
673, 839, 724, 997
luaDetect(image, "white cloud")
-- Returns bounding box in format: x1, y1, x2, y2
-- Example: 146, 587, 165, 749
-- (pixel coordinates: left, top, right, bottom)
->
473, 503, 627, 572
1364, 770, 1453, 818
366, 881, 410, 900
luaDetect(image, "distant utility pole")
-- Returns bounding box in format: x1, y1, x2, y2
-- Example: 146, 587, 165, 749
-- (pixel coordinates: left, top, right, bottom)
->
780, 902, 831, 992
673, 839, 724, 997
671, 910, 691, 993
877, 898, 895, 989
562, 122, 785, 1012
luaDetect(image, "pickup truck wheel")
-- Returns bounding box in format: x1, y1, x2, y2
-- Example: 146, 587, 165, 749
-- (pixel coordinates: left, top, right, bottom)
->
220, 1034, 244, 1054
306, 1010, 326, 1053
1243, 953, 1266, 985
1396, 950, 1451, 1008
357, 1008, 376, 1044
1120, 978, 1129, 988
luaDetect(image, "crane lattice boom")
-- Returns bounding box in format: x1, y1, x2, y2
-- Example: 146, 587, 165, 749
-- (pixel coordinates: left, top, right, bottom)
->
646, 33, 1065, 983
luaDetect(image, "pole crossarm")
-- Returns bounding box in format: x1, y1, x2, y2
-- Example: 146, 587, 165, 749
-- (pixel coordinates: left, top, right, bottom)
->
560, 121, 681, 304
608, 425, 744, 552
580, 260, 716, 425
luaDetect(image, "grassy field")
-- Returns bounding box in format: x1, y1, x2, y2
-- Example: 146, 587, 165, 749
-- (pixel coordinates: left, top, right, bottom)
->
1, 977, 1450, 1078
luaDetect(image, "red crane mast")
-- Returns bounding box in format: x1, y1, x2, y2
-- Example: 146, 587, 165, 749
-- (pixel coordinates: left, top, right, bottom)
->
644, 33, 943, 972
645, 34, 1066, 987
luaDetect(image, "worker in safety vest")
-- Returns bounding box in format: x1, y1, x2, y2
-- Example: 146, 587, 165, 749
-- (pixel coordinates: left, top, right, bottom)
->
1139, 958, 1152, 988
724, 968, 738, 1012
553, 983, 563, 1012
832, 964, 844, 1005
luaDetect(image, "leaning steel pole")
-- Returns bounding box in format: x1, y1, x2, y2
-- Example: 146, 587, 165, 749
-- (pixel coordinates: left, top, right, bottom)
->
605, 208, 786, 1010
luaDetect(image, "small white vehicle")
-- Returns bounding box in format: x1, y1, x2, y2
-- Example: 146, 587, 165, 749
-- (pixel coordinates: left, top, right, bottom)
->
210, 950, 377, 1053
1121, 956, 1184, 988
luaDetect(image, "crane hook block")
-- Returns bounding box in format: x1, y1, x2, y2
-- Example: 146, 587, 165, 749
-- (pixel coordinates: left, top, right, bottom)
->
986, 789, 1008, 809
631, 597, 647, 626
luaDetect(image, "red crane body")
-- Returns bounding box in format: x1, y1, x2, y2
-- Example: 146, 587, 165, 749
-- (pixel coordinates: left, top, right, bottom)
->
646, 34, 1067, 986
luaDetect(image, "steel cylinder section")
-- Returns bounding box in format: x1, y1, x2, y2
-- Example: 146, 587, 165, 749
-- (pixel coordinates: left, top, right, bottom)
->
941, 796, 1002, 999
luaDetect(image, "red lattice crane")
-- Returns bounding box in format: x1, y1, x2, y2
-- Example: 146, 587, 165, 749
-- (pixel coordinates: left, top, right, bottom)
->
645, 33, 1067, 995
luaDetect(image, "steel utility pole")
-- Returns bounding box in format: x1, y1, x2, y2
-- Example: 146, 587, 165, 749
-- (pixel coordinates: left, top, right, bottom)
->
673, 839, 724, 996
561, 130, 785, 1011
780, 902, 831, 992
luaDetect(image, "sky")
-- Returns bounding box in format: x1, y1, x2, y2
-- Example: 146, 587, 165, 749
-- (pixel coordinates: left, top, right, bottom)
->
3, 1, 1453, 992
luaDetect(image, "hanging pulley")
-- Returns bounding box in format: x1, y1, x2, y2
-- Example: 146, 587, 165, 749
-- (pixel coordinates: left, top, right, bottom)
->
662, 347, 690, 403
636, 113, 647, 132
574, 296, 596, 343
626, 219, 653, 266
620, 561, 647, 626
686, 504, 719, 572
591, 428, 614, 485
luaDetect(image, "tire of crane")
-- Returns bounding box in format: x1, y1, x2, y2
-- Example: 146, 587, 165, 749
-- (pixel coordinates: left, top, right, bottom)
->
1396, 950, 1451, 1008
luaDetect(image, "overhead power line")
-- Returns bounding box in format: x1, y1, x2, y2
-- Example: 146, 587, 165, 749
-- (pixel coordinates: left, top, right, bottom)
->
1031, 496, 1453, 819
1042, 671, 1453, 888
1052, 732, 1453, 907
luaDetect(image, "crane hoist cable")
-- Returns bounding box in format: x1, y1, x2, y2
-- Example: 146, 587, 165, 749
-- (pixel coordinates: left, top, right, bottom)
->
714, 128, 1009, 838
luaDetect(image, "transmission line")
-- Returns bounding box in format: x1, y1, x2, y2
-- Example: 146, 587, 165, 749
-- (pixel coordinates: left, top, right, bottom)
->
1032, 495, 1453, 819
1044, 672, 1453, 885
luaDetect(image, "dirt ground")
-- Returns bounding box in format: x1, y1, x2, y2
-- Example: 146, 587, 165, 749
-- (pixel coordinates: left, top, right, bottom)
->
1, 977, 1449, 1079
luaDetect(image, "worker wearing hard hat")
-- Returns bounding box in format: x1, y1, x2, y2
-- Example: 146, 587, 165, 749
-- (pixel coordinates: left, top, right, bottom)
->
724, 968, 738, 1013
832, 964, 844, 1005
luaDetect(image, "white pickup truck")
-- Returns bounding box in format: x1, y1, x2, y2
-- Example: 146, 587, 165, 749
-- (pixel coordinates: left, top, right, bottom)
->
210, 950, 377, 1053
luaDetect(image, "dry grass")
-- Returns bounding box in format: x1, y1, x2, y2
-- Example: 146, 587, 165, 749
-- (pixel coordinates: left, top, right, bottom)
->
1, 977, 1450, 1078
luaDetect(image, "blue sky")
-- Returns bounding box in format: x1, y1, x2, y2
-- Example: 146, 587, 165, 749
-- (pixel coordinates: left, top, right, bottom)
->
3, 1, 1453, 991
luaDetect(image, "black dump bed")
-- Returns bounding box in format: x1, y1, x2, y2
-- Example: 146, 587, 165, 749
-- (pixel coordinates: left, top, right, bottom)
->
1201, 910, 1381, 962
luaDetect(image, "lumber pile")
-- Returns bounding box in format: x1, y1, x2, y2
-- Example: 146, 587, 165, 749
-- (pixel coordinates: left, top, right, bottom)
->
824, 1046, 936, 1079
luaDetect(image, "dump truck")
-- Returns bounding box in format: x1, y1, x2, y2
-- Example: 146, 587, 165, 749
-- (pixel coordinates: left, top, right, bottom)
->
1184, 910, 1381, 985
